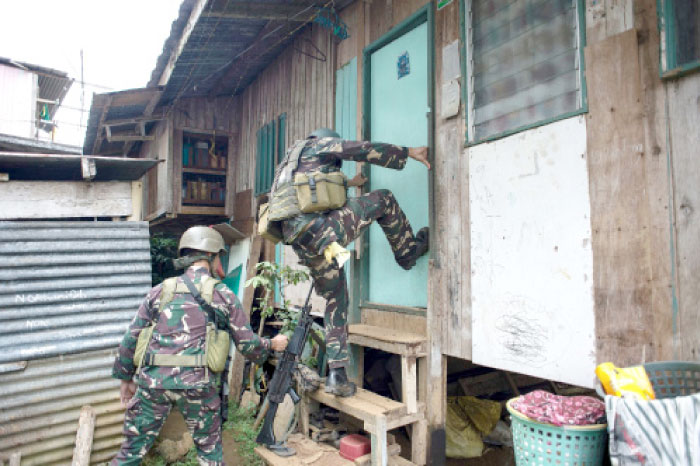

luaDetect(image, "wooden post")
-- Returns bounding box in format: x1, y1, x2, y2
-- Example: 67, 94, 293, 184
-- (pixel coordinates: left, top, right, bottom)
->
229, 236, 264, 404
370, 415, 388, 466
127, 181, 143, 221
72, 405, 96, 466
400, 356, 418, 414
8, 453, 21, 466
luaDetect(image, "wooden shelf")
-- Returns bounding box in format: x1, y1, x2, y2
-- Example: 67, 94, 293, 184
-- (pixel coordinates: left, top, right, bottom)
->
183, 167, 227, 175
182, 198, 225, 206
348, 324, 427, 357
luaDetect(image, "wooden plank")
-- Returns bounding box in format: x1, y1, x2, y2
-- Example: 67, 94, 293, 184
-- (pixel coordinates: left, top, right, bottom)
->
308, 386, 392, 423
127, 181, 143, 221
365, 403, 425, 432
0, 173, 8, 181
585, 29, 656, 366
8, 453, 20, 466
348, 324, 426, 345
370, 415, 388, 466
0, 181, 132, 219
361, 308, 426, 337
72, 405, 96, 466
179, 205, 226, 215
172, 128, 183, 214
401, 356, 418, 414
205, 3, 315, 21
354, 443, 401, 466
411, 419, 428, 466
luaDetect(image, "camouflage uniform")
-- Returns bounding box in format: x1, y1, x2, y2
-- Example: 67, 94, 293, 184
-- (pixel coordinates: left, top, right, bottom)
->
280, 138, 421, 369
111, 266, 271, 465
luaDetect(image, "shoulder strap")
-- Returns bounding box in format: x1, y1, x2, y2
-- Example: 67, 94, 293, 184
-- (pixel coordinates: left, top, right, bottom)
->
158, 277, 179, 313
182, 274, 225, 330
272, 140, 307, 191
201, 276, 220, 304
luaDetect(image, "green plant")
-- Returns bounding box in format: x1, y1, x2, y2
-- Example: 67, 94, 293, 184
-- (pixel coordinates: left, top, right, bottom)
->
224, 402, 264, 466
150, 233, 179, 285
244, 261, 310, 335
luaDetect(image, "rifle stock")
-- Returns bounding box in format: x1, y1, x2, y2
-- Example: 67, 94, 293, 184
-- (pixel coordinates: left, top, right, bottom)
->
256, 284, 314, 448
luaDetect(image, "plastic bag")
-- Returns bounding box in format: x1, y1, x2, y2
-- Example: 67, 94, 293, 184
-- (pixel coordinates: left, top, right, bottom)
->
446, 396, 502, 458
595, 362, 655, 400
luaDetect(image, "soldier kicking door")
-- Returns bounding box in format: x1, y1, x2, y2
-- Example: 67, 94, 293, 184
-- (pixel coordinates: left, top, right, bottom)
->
362, 7, 433, 310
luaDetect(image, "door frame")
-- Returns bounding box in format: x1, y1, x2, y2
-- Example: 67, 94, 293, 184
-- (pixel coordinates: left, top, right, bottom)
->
357, 3, 435, 315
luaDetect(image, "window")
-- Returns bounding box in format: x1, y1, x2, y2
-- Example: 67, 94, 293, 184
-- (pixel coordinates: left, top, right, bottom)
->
659, 0, 700, 78
463, 0, 586, 142
254, 120, 276, 196
255, 114, 287, 196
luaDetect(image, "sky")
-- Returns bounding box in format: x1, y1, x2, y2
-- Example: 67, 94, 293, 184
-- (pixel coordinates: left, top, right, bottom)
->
0, 0, 183, 147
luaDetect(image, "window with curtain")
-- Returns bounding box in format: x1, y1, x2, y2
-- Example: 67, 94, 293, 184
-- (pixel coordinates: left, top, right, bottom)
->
466, 0, 584, 141
659, 0, 700, 77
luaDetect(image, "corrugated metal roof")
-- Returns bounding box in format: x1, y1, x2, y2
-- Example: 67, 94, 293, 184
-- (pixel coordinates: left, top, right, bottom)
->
0, 221, 152, 464
0, 152, 160, 181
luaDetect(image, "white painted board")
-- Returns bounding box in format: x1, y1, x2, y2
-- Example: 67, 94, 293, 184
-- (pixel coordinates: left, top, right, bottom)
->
469, 116, 596, 388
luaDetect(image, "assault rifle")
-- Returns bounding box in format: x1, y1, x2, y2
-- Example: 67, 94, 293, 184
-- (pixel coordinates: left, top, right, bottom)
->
256, 284, 315, 456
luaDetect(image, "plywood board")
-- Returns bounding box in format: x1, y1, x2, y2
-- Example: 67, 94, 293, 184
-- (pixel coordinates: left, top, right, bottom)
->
667, 75, 700, 360
585, 29, 659, 366
0, 181, 133, 219
470, 116, 596, 388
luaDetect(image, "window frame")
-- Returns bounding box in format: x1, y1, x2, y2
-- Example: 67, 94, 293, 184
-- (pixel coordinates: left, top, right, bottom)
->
657, 0, 700, 79
459, 0, 588, 146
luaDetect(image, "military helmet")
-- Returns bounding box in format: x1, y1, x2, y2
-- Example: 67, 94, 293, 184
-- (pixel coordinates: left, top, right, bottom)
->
308, 128, 340, 139
178, 226, 225, 256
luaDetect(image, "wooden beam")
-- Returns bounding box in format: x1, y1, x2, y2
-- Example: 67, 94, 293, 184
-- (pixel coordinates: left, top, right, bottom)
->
101, 115, 164, 127
91, 95, 112, 154
81, 157, 96, 180
158, 0, 209, 86
204, 3, 317, 21
72, 405, 96, 466
106, 134, 155, 143
121, 89, 163, 157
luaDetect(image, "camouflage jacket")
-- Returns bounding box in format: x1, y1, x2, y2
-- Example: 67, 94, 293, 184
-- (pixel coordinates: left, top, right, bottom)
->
281, 137, 408, 242
112, 266, 270, 390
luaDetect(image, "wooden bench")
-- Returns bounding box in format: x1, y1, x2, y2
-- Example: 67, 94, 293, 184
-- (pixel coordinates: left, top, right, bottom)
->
301, 385, 423, 466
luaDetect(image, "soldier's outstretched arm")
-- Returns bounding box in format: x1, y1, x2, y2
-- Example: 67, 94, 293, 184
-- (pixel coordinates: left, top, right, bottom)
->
217, 288, 274, 365
315, 138, 409, 169
112, 286, 160, 380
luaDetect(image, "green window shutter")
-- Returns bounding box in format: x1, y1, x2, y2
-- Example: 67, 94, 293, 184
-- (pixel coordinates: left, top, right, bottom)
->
277, 113, 287, 163
659, 0, 700, 77
255, 127, 264, 196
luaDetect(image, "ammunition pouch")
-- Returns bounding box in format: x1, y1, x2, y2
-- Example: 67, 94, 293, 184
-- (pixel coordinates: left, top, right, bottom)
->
293, 171, 347, 213
257, 202, 284, 244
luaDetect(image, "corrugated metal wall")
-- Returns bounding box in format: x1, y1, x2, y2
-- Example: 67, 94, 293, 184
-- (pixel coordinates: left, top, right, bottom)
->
0, 221, 152, 465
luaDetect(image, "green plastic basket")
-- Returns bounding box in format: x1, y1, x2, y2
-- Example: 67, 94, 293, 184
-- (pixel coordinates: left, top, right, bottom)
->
643, 361, 700, 399
506, 399, 607, 466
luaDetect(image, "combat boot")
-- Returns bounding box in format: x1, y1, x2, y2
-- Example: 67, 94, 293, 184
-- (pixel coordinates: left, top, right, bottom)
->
325, 367, 356, 397
397, 227, 429, 270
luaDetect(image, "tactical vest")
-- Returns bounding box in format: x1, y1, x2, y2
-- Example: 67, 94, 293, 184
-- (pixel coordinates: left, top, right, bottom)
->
267, 140, 307, 221
268, 139, 348, 222
134, 275, 230, 372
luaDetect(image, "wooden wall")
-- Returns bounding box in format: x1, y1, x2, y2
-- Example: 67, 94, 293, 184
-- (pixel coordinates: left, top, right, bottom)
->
583, 0, 700, 365
231, 22, 337, 195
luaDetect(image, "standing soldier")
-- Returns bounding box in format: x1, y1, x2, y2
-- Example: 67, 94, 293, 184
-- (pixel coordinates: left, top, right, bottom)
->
268, 128, 430, 397
111, 226, 288, 465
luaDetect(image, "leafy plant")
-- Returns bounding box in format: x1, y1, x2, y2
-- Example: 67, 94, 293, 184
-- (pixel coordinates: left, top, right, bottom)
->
244, 261, 310, 335
150, 233, 179, 285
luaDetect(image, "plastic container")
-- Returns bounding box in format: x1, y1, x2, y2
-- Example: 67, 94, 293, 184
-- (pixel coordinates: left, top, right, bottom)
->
643, 361, 700, 399
506, 399, 607, 466
339, 433, 371, 460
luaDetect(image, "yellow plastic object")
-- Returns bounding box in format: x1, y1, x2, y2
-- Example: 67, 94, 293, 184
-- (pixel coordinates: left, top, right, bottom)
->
595, 362, 656, 400
323, 241, 351, 267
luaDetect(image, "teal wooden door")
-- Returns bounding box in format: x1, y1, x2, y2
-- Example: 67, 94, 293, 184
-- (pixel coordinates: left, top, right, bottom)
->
367, 22, 429, 308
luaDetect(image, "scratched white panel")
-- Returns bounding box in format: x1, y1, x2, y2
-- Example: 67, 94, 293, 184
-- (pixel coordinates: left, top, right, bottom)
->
469, 116, 596, 388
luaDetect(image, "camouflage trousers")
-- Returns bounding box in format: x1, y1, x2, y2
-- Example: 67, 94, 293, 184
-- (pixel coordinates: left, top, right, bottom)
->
292, 189, 418, 368
111, 385, 223, 466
